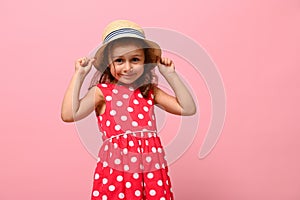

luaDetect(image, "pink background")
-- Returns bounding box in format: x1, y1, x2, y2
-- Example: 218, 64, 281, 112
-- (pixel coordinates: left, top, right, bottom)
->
1, 0, 300, 199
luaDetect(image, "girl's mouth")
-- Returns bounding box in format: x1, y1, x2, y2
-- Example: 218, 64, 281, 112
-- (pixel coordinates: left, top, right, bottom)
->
121, 73, 135, 78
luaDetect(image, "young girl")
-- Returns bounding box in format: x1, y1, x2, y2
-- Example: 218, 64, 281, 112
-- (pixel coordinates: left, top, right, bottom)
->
61, 20, 196, 200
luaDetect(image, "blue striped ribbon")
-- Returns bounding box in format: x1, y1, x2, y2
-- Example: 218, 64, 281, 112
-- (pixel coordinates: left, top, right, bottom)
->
104, 28, 145, 44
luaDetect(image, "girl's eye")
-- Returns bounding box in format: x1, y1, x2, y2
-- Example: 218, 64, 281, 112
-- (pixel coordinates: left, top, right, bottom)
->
114, 59, 123, 64
132, 58, 140, 62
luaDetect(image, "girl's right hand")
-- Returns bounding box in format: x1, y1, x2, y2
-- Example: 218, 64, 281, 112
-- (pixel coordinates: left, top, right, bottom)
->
75, 57, 95, 76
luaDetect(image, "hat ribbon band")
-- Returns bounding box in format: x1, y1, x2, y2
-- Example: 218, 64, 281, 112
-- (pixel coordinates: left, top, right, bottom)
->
104, 28, 145, 44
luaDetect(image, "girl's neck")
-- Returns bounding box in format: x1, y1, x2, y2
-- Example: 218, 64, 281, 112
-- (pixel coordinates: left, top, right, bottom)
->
111, 80, 139, 89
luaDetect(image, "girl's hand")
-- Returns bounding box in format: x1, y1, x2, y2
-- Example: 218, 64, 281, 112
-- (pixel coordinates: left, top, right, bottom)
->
157, 57, 175, 76
75, 57, 95, 76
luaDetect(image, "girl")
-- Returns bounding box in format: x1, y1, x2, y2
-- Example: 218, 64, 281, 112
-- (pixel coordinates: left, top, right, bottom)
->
61, 20, 196, 200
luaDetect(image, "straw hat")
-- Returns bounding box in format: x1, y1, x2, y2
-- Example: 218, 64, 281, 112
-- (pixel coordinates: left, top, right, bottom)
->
90, 20, 161, 72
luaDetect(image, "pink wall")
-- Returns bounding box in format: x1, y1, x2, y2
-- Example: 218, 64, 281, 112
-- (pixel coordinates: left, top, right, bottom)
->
1, 0, 300, 199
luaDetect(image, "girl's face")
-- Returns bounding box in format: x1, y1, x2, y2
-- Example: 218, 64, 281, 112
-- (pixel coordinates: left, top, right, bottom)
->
108, 42, 145, 85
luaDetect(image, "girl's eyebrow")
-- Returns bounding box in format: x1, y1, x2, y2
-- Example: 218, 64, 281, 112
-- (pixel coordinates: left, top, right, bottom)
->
111, 55, 123, 59
112, 54, 143, 59
131, 54, 143, 57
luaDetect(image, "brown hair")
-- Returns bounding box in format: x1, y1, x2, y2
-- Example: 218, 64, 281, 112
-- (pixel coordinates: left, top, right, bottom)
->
89, 37, 158, 98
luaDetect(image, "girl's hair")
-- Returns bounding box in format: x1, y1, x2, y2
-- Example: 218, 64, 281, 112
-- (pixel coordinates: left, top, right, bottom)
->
89, 37, 158, 98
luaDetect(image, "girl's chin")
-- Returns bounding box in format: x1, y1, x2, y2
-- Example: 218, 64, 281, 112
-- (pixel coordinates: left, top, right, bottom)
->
115, 76, 139, 85
114, 78, 136, 85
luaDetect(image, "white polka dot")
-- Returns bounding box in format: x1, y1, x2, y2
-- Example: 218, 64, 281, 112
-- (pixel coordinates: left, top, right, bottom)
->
155, 163, 160, 169
123, 148, 128, 154
116, 100, 123, 106
147, 99, 153, 105
121, 115, 127, 121
97, 157, 100, 163
126, 182, 131, 188
129, 87, 134, 91
118, 193, 125, 199
162, 163, 165, 169
152, 115, 155, 120
152, 147, 157, 153
151, 94, 154, 99
148, 121, 152, 126
149, 189, 156, 196
99, 116, 103, 121
106, 96, 112, 101
110, 110, 116, 116
138, 93, 143, 98
129, 141, 134, 147
113, 143, 118, 149
138, 113, 144, 119
106, 120, 111, 126
123, 133, 128, 138
157, 180, 163, 186
102, 195, 108, 200
104, 145, 109, 151
166, 180, 169, 185
135, 190, 141, 196
103, 161, 108, 167
145, 140, 149, 145
115, 124, 121, 131
109, 185, 115, 191
133, 99, 139, 104
101, 84, 107, 87
131, 156, 137, 163
147, 173, 154, 179
140, 164, 144, 170
94, 173, 100, 180
110, 169, 113, 174
133, 173, 139, 179
160, 197, 166, 200
138, 140, 142, 145
93, 190, 99, 197
146, 156, 152, 162
132, 121, 138, 127
127, 107, 134, 112
124, 165, 129, 171
123, 94, 129, 99
143, 106, 149, 112
158, 147, 163, 153
114, 158, 121, 165
112, 89, 118, 94
102, 178, 108, 184
117, 175, 123, 182
137, 147, 141, 153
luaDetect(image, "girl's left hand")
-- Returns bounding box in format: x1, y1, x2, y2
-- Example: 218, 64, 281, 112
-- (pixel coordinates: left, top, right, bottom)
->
157, 57, 175, 76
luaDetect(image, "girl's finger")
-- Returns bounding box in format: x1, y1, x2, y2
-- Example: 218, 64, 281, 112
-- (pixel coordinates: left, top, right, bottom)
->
87, 58, 95, 67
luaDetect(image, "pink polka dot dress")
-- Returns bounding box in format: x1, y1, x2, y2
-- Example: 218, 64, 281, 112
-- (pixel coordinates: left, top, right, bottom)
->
91, 83, 174, 200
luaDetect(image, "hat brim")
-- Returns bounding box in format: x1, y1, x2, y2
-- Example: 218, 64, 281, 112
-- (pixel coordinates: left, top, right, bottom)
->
89, 36, 161, 72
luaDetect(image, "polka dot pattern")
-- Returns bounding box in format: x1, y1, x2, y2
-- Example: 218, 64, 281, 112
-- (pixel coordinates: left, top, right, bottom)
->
91, 83, 174, 199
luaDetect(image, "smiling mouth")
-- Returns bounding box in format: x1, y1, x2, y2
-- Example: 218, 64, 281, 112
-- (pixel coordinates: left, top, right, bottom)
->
121, 73, 135, 77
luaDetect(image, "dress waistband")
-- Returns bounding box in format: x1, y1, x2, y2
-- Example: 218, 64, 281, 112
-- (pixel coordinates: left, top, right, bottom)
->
103, 129, 157, 143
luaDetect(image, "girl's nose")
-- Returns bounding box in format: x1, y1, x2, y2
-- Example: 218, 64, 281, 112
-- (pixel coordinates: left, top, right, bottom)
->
123, 61, 132, 73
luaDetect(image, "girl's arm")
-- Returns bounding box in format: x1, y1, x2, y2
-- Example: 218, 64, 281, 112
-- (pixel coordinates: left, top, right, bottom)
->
61, 57, 104, 122
154, 57, 196, 116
